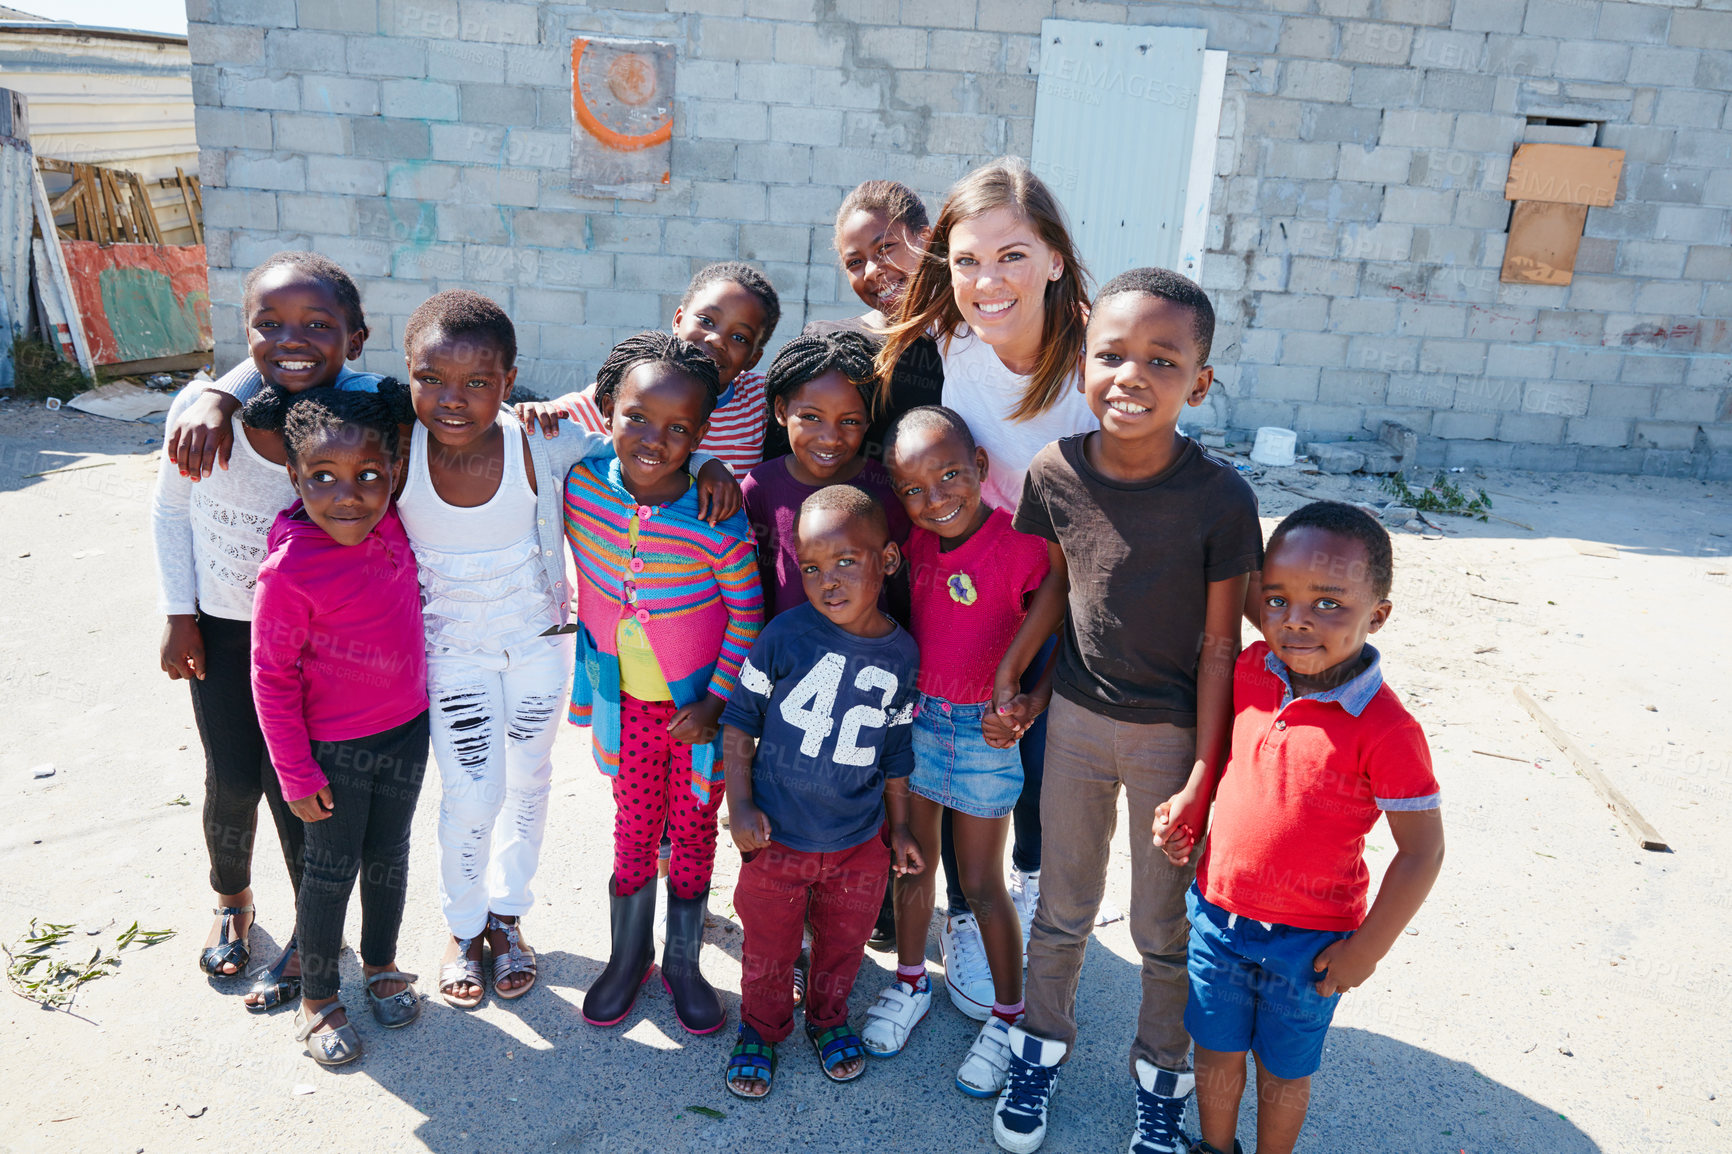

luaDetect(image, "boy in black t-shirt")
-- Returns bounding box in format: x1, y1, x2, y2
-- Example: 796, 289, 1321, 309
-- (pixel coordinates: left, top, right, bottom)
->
989, 269, 1263, 1154
719, 484, 923, 1099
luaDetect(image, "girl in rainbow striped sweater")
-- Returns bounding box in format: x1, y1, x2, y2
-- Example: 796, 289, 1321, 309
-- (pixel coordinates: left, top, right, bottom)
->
564, 331, 765, 1037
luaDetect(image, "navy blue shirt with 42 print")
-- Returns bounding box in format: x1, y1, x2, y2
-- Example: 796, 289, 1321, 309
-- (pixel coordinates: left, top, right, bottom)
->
720, 602, 919, 854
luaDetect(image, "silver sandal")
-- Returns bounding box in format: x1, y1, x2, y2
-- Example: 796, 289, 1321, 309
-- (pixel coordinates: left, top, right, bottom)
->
365, 970, 422, 1029
487, 913, 537, 1001
440, 936, 484, 1009
294, 1002, 360, 1067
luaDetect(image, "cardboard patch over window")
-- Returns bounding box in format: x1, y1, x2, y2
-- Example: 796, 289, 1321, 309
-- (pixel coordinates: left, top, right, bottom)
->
1501, 143, 1624, 286
570, 37, 673, 201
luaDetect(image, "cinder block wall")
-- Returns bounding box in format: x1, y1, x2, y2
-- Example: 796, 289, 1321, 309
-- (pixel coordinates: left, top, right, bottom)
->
189, 0, 1732, 475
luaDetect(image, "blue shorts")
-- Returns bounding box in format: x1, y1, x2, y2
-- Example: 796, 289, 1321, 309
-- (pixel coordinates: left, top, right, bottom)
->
908, 693, 1023, 819
1183, 884, 1350, 1079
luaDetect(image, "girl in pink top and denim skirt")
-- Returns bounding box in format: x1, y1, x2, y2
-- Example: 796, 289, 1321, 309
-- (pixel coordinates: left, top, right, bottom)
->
864, 406, 1067, 1098
249, 385, 429, 1069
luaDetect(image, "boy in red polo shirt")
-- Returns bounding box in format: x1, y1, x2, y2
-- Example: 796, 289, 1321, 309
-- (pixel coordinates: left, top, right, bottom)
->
1156, 501, 1446, 1154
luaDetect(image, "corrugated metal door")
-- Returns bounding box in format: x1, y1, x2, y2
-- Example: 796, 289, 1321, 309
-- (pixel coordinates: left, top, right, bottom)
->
1031, 20, 1207, 286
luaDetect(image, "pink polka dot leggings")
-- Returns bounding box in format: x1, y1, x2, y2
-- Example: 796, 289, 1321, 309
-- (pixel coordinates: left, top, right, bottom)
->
612, 693, 723, 900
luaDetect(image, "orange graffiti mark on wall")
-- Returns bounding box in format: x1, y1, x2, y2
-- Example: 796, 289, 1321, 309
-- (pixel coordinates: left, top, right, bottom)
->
571, 37, 671, 153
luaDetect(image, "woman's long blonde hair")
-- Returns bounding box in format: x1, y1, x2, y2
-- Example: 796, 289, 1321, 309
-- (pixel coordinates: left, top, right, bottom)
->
875, 158, 1092, 422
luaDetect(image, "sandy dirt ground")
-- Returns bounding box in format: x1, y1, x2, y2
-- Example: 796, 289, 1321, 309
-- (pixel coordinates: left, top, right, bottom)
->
1, 404, 1728, 1153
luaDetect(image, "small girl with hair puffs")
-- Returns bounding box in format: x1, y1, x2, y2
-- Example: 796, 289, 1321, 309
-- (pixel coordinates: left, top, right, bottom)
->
151, 251, 380, 1010
247, 384, 428, 1068
743, 328, 911, 621
564, 331, 764, 1036
866, 405, 1064, 1099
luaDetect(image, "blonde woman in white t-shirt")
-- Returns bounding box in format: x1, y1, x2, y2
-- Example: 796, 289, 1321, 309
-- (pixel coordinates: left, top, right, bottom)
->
872, 157, 1097, 1079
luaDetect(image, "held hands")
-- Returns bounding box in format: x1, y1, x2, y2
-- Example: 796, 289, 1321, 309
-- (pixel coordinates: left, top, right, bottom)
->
159, 615, 205, 681
1312, 935, 1377, 997
984, 677, 1051, 749
727, 797, 773, 854
288, 785, 335, 824
166, 390, 240, 480
889, 824, 924, 877
667, 695, 726, 746
693, 458, 743, 526
1152, 783, 1209, 866
514, 395, 579, 438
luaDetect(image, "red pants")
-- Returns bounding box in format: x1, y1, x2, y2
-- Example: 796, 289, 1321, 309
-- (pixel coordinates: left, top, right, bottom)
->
612, 694, 722, 900
734, 835, 890, 1043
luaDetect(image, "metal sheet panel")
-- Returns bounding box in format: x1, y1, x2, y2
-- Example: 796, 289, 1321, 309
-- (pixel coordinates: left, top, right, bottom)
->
1031, 20, 1207, 286
0, 30, 199, 243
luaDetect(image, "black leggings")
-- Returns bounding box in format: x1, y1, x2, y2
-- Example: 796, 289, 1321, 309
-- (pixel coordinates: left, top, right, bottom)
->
297, 712, 429, 1000
188, 613, 304, 897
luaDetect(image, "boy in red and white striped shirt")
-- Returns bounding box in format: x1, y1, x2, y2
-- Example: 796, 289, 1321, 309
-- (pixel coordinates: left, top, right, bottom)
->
522, 262, 780, 475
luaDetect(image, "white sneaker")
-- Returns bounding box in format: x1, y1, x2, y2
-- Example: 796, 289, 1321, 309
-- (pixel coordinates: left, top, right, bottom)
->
861, 974, 931, 1057
1009, 868, 1040, 954
939, 913, 995, 1021
957, 1013, 1016, 1097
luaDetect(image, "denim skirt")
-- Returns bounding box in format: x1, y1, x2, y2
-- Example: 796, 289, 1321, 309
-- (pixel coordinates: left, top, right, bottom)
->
908, 692, 1024, 819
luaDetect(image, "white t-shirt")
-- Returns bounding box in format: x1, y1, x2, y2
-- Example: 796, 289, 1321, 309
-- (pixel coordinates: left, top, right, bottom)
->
939, 325, 1098, 514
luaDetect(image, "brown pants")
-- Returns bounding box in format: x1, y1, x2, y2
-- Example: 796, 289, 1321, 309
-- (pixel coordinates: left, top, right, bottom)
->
1023, 693, 1198, 1079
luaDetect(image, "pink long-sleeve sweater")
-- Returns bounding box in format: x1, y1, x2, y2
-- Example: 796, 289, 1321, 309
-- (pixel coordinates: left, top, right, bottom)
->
251, 503, 427, 801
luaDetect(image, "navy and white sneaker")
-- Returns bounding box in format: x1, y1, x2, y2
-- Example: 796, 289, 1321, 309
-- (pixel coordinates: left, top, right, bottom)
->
1128, 1059, 1195, 1153
992, 1025, 1066, 1152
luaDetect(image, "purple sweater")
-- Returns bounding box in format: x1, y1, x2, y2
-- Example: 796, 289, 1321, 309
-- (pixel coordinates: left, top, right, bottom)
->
251, 504, 427, 801
741, 455, 911, 619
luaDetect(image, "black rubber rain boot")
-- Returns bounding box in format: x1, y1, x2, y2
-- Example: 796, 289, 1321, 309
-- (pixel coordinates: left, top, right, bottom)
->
581, 876, 657, 1027
660, 883, 724, 1034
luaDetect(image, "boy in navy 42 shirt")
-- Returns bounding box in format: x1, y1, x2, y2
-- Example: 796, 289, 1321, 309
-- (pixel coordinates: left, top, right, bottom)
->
720, 484, 923, 1099
1157, 501, 1445, 1154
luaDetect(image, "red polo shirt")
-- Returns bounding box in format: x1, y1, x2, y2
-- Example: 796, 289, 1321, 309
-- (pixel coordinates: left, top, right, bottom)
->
1197, 641, 1440, 932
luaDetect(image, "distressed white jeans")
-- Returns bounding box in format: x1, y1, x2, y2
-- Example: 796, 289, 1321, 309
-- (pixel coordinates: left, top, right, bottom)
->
429, 634, 573, 939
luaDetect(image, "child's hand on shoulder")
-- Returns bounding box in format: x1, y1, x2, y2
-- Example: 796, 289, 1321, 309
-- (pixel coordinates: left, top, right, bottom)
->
289, 785, 334, 824
167, 389, 240, 479
694, 458, 742, 525
514, 395, 578, 438
667, 695, 726, 746
1312, 935, 1378, 997
727, 797, 773, 854
889, 823, 924, 877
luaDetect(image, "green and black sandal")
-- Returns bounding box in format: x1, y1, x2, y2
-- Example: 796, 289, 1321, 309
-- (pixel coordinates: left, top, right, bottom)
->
725, 1023, 777, 1100
807, 1022, 868, 1083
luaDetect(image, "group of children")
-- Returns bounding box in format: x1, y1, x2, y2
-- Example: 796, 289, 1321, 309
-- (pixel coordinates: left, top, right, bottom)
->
153, 158, 1444, 1154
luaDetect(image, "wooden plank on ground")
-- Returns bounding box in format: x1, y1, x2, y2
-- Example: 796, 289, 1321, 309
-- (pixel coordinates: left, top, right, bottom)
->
1512, 685, 1669, 851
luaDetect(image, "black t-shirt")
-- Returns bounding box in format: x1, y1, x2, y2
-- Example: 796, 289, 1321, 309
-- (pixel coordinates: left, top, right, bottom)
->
1013, 434, 1263, 725
764, 317, 945, 464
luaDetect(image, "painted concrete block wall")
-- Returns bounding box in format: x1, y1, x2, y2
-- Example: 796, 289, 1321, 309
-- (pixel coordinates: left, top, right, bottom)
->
188, 0, 1732, 475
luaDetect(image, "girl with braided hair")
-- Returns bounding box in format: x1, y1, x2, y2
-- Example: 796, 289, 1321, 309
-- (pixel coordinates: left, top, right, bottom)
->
742, 328, 911, 621
518, 261, 781, 474
563, 331, 765, 1036
248, 384, 430, 1067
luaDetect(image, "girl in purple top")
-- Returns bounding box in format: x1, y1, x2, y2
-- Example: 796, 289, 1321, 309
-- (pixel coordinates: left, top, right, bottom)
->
741, 329, 910, 620
249, 385, 430, 1069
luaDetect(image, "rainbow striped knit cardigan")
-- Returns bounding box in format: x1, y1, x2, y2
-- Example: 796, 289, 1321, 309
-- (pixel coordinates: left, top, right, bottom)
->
563, 458, 764, 803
